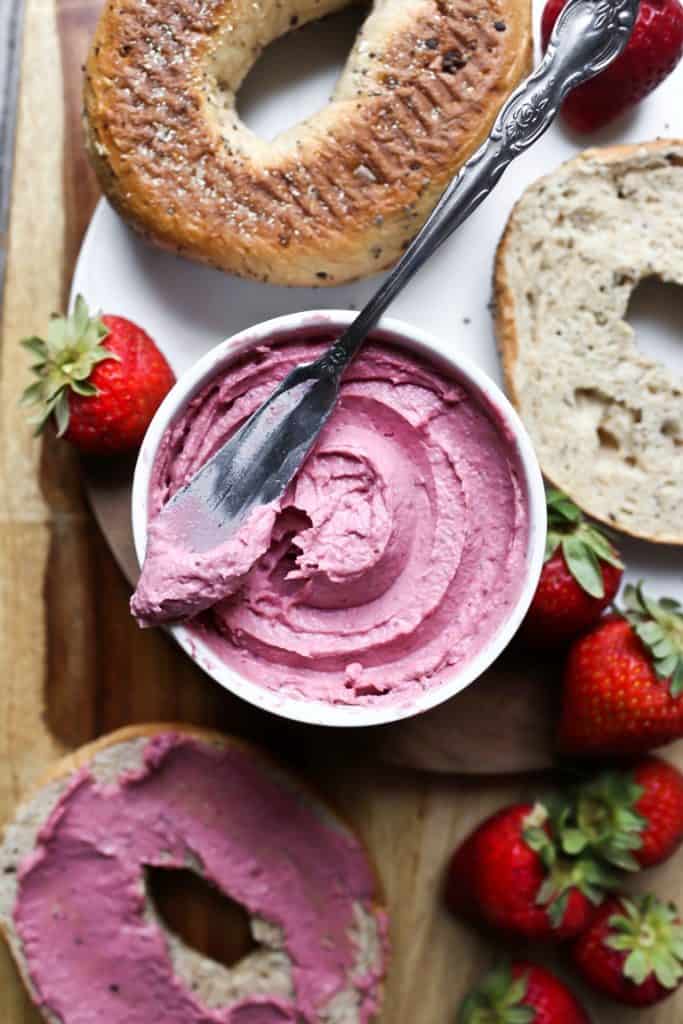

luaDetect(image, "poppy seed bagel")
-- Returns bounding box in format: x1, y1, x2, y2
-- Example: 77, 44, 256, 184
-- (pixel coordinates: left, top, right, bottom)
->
83, 0, 532, 286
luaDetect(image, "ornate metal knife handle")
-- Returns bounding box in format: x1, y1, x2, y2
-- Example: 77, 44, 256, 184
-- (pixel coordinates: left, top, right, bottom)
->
325, 0, 640, 371
487, 0, 640, 158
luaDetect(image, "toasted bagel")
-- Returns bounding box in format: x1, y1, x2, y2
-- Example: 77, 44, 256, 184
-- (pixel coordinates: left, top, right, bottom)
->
0, 724, 388, 1023
495, 140, 683, 545
84, 0, 531, 286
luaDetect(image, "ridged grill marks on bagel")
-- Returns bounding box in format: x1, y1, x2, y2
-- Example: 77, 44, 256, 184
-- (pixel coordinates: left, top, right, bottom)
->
84, 0, 531, 284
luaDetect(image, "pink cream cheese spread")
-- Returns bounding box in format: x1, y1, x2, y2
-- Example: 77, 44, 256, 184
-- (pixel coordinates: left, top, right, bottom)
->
11, 734, 387, 1023
132, 332, 530, 705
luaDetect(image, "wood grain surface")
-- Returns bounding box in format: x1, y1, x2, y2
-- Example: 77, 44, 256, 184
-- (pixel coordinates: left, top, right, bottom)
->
0, 1, 682, 1021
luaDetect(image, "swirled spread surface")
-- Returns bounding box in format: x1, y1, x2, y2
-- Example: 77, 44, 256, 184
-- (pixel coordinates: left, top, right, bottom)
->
133, 334, 530, 704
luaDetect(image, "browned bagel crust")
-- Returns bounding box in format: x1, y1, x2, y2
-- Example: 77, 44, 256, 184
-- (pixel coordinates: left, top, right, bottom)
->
84, 0, 532, 286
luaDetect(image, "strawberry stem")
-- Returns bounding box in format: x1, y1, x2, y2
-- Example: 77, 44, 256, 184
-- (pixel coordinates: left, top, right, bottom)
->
522, 802, 615, 927
606, 895, 683, 989
557, 772, 646, 872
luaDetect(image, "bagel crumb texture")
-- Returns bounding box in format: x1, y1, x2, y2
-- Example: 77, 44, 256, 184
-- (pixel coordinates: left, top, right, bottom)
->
495, 140, 683, 545
84, 0, 531, 285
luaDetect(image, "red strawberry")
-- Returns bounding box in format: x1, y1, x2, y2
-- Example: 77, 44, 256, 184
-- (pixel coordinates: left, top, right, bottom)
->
458, 962, 591, 1023
541, 0, 683, 132
558, 584, 683, 756
21, 295, 175, 454
633, 758, 683, 866
446, 828, 480, 920
573, 895, 683, 1006
445, 803, 612, 941
558, 758, 683, 871
523, 489, 622, 648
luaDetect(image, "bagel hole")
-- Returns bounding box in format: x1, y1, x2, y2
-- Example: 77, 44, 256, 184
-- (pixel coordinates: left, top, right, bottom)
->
626, 277, 683, 377
147, 867, 258, 969
238, 5, 368, 140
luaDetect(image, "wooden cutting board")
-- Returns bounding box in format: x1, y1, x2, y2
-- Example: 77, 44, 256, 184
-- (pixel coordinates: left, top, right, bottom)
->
1, 1, 682, 1020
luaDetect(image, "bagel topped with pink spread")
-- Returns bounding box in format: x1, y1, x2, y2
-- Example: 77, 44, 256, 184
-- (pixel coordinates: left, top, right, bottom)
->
0, 725, 388, 1024
84, 0, 531, 285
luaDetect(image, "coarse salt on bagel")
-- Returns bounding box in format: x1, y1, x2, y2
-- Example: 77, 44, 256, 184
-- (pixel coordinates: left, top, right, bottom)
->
83, 0, 531, 286
0, 724, 388, 1024
495, 140, 683, 545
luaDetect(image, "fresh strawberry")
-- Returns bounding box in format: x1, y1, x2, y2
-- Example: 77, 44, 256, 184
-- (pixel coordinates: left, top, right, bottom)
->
558, 584, 683, 756
458, 962, 591, 1024
541, 0, 683, 132
21, 295, 175, 454
446, 827, 480, 920
573, 894, 683, 1006
559, 758, 683, 870
445, 803, 612, 941
631, 758, 683, 866
522, 488, 622, 648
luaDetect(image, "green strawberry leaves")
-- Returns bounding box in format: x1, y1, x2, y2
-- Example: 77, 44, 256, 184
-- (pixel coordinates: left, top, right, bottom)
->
622, 583, 683, 697
561, 534, 604, 599
546, 488, 581, 525
458, 964, 535, 1024
545, 488, 622, 599
546, 889, 570, 930
557, 772, 646, 872
606, 895, 683, 990
522, 802, 615, 928
537, 854, 613, 927
20, 294, 116, 437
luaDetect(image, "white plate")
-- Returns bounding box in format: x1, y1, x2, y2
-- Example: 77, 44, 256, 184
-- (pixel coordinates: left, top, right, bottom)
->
71, 1, 683, 608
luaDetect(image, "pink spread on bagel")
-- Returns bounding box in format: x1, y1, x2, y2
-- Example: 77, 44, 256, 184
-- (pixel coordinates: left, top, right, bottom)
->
132, 333, 530, 704
12, 734, 387, 1023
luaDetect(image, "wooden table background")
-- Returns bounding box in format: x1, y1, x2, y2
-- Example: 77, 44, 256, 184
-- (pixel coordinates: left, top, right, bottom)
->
1, 1, 682, 1020
0, 0, 23, 295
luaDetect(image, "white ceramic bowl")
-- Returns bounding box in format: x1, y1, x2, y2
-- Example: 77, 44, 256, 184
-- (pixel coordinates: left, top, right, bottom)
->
132, 310, 546, 728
